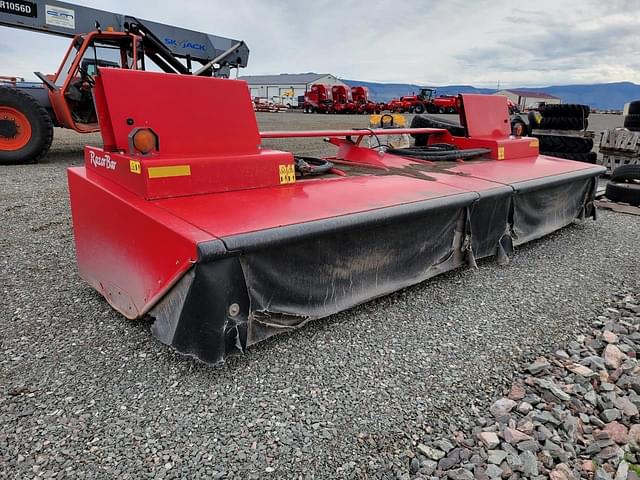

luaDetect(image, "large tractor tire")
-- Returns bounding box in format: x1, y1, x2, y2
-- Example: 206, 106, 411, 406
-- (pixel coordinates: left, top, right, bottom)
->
623, 114, 640, 132
627, 100, 640, 115
410, 114, 466, 146
535, 135, 593, 153
610, 164, 640, 182
413, 103, 425, 114
539, 116, 588, 130
0, 87, 53, 164
539, 104, 590, 118
605, 181, 640, 206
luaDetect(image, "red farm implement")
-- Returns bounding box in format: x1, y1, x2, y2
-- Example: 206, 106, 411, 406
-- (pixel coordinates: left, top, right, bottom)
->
68, 69, 605, 363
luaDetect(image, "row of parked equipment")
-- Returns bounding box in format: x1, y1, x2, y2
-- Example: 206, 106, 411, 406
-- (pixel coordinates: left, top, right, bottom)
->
302, 85, 460, 115
303, 84, 381, 114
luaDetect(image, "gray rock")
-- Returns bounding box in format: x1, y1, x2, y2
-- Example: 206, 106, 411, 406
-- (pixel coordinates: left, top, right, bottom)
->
517, 402, 533, 414
527, 358, 550, 374
486, 450, 507, 465
417, 444, 446, 461
489, 398, 517, 418
614, 461, 629, 480
585, 390, 599, 406
535, 378, 571, 401
439, 450, 461, 471
436, 439, 455, 453
421, 459, 437, 475
520, 450, 539, 477
532, 410, 561, 426
447, 467, 474, 480
594, 467, 613, 480
506, 453, 523, 470
613, 395, 639, 417
597, 445, 621, 461
485, 464, 503, 479
410, 457, 420, 474
517, 439, 540, 452
600, 408, 621, 422
477, 432, 500, 449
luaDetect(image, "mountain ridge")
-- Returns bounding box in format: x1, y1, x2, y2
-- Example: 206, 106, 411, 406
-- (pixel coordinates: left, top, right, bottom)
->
341, 79, 640, 110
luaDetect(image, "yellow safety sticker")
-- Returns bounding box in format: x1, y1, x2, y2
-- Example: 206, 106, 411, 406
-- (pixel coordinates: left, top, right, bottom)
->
147, 165, 191, 179
529, 139, 539, 147
498, 146, 505, 160
129, 160, 141, 174
279, 164, 296, 184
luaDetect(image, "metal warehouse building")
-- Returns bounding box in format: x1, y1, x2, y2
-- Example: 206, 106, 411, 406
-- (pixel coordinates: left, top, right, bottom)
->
239, 73, 347, 107
494, 89, 561, 110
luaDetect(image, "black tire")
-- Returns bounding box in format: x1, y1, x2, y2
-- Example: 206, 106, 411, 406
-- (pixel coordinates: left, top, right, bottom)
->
610, 164, 640, 182
0, 86, 53, 164
539, 116, 588, 130
535, 135, 593, 153
605, 181, 640, 206
624, 114, 640, 131
539, 104, 590, 118
627, 100, 640, 115
410, 114, 465, 146
413, 103, 425, 114
541, 151, 597, 163
426, 104, 437, 114
511, 120, 528, 137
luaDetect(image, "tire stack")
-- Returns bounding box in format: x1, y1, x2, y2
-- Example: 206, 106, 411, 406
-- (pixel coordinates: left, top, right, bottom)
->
532, 104, 595, 163
623, 100, 640, 132
605, 165, 640, 206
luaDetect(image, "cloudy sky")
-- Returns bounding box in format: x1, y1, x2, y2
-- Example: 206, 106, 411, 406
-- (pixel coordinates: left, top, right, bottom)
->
1, 0, 639, 87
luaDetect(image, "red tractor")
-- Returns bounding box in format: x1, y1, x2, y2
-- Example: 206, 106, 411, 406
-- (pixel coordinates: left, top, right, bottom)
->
412, 88, 458, 114
303, 84, 332, 113
386, 95, 417, 113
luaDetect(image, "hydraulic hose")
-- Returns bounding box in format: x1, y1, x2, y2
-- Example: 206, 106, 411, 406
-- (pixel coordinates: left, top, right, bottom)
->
294, 156, 335, 176
387, 145, 491, 162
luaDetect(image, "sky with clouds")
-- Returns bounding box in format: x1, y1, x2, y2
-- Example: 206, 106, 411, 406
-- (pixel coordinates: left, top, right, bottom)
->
1, 0, 639, 87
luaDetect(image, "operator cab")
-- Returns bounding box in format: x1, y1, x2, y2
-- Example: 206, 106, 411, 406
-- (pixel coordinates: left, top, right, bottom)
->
45, 32, 138, 132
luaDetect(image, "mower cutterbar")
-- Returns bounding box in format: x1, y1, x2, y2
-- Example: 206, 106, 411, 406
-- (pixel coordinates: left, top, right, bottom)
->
67, 69, 605, 364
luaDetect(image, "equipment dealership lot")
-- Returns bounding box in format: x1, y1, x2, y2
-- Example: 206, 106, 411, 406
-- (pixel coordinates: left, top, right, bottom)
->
1, 112, 638, 478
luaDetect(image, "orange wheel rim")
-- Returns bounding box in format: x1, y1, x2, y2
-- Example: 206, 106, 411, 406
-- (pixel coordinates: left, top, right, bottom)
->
0, 107, 32, 151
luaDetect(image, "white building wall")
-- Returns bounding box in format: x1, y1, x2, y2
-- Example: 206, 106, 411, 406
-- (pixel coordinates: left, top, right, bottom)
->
246, 75, 348, 107
494, 90, 561, 110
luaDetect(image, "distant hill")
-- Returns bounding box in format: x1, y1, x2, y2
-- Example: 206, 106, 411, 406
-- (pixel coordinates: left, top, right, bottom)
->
341, 79, 640, 110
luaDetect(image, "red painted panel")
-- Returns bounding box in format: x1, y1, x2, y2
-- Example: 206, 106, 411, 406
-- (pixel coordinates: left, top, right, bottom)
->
460, 94, 511, 138
96, 68, 260, 156
68, 167, 214, 318
450, 154, 599, 183
84, 146, 295, 199
152, 175, 475, 238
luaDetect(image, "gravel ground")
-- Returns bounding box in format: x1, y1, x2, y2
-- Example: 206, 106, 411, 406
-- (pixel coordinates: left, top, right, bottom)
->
1, 113, 638, 479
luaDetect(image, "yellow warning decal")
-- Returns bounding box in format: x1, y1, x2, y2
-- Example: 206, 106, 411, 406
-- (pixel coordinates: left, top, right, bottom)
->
529, 139, 539, 147
279, 164, 296, 184
129, 160, 141, 174
147, 165, 191, 179
498, 146, 505, 160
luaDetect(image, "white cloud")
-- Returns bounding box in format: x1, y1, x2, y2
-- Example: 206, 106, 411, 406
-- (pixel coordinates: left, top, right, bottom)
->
1, 0, 639, 87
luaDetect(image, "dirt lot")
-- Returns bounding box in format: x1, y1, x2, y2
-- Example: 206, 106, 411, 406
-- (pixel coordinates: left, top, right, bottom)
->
1, 111, 638, 479
36, 112, 626, 164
